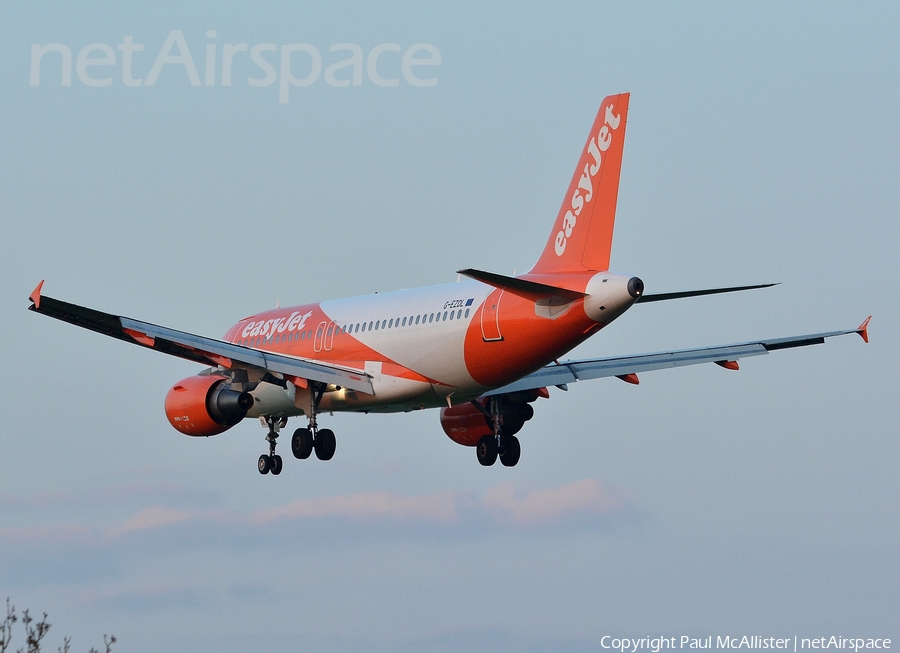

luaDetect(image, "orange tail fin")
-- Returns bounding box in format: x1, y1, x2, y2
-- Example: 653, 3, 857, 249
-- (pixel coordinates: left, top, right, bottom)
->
530, 93, 630, 274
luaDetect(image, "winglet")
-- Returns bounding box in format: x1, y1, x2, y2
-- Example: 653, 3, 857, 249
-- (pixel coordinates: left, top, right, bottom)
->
29, 280, 44, 309
856, 316, 872, 343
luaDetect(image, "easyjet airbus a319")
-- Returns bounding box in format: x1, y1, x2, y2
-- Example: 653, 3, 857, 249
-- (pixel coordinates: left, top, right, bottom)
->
29, 93, 870, 475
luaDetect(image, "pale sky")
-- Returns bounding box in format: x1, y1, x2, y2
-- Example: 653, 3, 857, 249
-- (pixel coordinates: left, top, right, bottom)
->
1, 2, 897, 652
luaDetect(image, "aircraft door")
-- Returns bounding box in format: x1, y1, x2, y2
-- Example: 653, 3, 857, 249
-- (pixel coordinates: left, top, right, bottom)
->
324, 321, 337, 351
480, 289, 504, 341
313, 321, 327, 352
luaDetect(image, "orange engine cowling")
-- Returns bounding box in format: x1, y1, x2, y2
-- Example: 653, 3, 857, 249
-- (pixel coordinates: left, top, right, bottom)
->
165, 375, 254, 437
440, 394, 539, 447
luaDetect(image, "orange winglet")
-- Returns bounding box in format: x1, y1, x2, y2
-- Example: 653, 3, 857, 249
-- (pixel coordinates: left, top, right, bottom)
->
857, 316, 872, 343
715, 360, 740, 371
122, 328, 156, 347
616, 373, 640, 385
29, 280, 44, 309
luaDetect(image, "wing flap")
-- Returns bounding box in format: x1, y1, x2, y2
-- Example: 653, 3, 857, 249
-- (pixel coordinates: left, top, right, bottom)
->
29, 285, 373, 394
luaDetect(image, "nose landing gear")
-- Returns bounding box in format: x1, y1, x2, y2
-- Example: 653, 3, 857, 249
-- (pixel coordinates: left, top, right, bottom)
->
257, 415, 286, 475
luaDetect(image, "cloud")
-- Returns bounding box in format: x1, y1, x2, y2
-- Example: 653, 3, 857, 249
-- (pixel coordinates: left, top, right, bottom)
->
481, 478, 626, 526
113, 507, 193, 536
250, 490, 461, 525
0, 478, 640, 588
1, 478, 634, 545
0, 482, 221, 514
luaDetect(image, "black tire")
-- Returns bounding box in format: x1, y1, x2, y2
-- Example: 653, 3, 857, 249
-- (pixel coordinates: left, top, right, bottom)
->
291, 428, 313, 459
476, 435, 498, 466
314, 428, 336, 461
499, 435, 521, 467
271, 454, 283, 475
258, 454, 271, 474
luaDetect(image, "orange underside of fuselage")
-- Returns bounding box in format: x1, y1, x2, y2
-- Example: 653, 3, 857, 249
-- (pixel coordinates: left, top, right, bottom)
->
463, 292, 601, 388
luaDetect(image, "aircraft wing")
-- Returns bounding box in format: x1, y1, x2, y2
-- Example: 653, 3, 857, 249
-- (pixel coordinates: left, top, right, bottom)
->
27, 282, 374, 394
484, 319, 871, 396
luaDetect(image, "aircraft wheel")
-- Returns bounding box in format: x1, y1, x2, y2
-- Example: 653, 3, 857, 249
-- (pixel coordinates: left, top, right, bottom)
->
271, 454, 283, 475
315, 429, 336, 461
476, 435, 498, 466
258, 454, 271, 474
499, 436, 521, 467
291, 428, 313, 459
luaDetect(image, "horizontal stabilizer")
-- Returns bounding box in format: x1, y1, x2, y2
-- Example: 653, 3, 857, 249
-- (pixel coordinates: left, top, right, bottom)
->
636, 283, 778, 303
457, 269, 586, 302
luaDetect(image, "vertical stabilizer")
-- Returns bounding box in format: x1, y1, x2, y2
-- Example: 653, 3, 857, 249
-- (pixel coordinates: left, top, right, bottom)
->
530, 93, 630, 274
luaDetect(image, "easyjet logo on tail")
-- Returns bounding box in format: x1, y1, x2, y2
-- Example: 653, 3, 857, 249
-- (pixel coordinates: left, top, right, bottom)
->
554, 104, 622, 257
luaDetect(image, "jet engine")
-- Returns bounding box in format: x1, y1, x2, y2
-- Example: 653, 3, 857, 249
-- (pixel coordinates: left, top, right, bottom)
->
440, 392, 541, 446
165, 374, 254, 437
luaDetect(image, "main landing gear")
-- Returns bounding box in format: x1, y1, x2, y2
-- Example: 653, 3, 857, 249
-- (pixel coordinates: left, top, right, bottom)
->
475, 397, 521, 467
258, 382, 337, 475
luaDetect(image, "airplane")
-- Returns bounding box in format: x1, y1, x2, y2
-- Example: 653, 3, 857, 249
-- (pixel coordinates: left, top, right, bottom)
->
28, 92, 871, 475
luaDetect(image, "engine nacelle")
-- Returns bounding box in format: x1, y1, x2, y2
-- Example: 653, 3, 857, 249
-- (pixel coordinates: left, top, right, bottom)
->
165, 375, 254, 437
440, 394, 538, 447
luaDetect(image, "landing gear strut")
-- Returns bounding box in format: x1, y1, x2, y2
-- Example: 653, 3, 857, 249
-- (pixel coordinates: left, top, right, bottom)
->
258, 415, 286, 475
290, 382, 336, 462
475, 397, 521, 467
